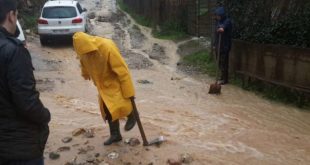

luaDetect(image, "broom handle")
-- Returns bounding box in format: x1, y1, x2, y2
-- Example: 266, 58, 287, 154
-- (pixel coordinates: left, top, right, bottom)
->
130, 97, 149, 146
215, 33, 222, 82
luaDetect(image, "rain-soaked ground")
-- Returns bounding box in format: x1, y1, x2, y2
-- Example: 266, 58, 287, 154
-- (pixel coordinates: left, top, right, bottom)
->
26, 0, 310, 164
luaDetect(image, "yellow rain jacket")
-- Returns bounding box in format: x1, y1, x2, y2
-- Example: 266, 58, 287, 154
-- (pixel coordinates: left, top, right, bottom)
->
73, 32, 135, 121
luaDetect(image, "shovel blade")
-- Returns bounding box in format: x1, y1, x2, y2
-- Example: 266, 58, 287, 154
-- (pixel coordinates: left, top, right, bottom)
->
208, 83, 221, 94
147, 136, 166, 146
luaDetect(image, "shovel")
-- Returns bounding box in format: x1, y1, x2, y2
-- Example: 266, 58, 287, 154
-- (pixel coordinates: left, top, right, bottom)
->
130, 97, 166, 146
209, 33, 222, 94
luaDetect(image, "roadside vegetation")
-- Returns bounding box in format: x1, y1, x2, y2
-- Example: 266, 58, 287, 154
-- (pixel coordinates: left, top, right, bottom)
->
226, 0, 310, 48
152, 21, 188, 40
19, 14, 38, 33
180, 50, 309, 108
117, 0, 309, 108
181, 50, 217, 77
231, 78, 309, 108
18, 0, 44, 33
117, 0, 187, 40
117, 0, 152, 27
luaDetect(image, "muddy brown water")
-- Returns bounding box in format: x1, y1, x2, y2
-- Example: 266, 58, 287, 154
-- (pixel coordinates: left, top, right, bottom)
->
25, 0, 310, 164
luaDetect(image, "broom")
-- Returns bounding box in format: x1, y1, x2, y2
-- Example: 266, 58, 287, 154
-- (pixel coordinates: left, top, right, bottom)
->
208, 33, 222, 94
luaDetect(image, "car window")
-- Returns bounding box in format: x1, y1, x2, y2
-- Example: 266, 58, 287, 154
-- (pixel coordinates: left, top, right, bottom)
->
77, 3, 83, 14
42, 7, 77, 18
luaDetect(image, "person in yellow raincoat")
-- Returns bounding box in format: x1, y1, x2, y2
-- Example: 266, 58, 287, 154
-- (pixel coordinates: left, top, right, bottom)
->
73, 32, 136, 145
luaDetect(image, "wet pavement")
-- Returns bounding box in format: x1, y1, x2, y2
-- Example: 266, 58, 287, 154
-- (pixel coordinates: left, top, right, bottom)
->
25, 0, 310, 164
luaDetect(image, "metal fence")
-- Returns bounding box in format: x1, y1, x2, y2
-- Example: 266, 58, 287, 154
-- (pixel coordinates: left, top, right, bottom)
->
121, 0, 310, 95
122, 0, 190, 26
187, 0, 217, 37
122, 0, 218, 37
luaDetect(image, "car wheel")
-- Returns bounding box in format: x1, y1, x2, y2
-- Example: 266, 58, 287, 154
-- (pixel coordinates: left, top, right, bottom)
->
85, 27, 88, 33
86, 18, 91, 33
40, 36, 48, 46
85, 24, 89, 33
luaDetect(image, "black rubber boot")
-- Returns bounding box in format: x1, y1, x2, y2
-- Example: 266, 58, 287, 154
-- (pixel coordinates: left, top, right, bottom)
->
124, 111, 136, 131
104, 120, 122, 145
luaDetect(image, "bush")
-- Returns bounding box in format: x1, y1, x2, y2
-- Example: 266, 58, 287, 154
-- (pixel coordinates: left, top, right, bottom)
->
20, 15, 37, 31
182, 51, 217, 77
224, 0, 310, 48
152, 21, 187, 40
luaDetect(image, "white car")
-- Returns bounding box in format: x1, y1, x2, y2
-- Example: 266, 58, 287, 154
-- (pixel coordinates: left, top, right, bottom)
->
37, 0, 88, 45
17, 20, 26, 46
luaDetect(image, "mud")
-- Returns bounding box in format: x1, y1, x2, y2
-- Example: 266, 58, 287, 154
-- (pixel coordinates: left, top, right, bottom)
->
112, 23, 126, 53
32, 56, 62, 72
110, 11, 153, 70
149, 43, 168, 64
23, 0, 310, 165
88, 12, 96, 20
128, 25, 146, 49
176, 38, 212, 75
36, 78, 55, 92
96, 15, 111, 23
98, 10, 130, 27
177, 38, 209, 57
123, 50, 154, 70
177, 60, 205, 76
118, 11, 131, 27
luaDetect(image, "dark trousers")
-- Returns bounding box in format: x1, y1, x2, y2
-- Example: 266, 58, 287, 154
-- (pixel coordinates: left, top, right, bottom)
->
0, 157, 44, 165
102, 101, 112, 121
219, 52, 229, 83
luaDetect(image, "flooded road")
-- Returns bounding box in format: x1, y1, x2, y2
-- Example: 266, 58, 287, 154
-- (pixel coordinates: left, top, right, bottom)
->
26, 0, 310, 164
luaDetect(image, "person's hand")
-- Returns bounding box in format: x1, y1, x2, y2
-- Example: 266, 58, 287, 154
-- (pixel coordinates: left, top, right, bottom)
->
217, 28, 224, 33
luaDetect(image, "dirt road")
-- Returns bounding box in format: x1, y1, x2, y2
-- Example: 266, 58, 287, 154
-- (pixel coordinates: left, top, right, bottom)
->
26, 0, 310, 164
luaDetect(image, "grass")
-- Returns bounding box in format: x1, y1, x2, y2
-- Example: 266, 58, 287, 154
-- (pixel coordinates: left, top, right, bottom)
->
117, 0, 152, 27
117, 0, 187, 40
231, 77, 310, 108
152, 21, 188, 40
182, 50, 309, 108
153, 30, 187, 40
182, 50, 217, 77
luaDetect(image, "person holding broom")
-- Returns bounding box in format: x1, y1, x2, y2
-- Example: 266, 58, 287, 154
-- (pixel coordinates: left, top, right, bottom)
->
213, 6, 232, 85
73, 32, 136, 145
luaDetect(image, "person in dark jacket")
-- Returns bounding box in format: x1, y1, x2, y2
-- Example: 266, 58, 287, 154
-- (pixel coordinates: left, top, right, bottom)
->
213, 6, 232, 85
0, 0, 51, 164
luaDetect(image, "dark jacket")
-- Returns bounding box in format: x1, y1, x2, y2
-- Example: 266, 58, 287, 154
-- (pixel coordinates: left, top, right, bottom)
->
214, 7, 232, 54
0, 27, 50, 160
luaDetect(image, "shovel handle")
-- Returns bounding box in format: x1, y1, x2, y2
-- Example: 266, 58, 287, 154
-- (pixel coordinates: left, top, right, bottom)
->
215, 33, 222, 82
130, 97, 149, 146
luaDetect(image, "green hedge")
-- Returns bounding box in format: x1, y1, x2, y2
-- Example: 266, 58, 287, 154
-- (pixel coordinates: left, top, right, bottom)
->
225, 0, 310, 48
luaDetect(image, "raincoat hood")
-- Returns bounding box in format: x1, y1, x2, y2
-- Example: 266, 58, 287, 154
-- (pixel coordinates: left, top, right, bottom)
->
73, 32, 98, 56
215, 7, 226, 18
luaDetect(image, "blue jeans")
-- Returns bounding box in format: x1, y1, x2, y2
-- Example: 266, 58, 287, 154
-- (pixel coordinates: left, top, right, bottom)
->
0, 157, 44, 165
